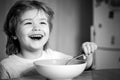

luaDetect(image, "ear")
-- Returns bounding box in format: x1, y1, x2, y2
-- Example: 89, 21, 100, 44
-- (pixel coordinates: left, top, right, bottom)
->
12, 36, 17, 40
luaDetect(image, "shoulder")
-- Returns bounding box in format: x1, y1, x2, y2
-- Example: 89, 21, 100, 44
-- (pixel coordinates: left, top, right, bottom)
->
1, 55, 16, 66
0, 56, 13, 79
0, 54, 21, 71
46, 48, 73, 59
0, 63, 10, 79
0, 55, 30, 79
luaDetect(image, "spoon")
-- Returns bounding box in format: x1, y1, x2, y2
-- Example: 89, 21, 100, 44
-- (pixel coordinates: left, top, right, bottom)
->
65, 53, 87, 65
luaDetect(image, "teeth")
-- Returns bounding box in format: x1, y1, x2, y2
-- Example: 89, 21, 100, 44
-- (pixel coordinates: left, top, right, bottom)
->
30, 34, 43, 37
29, 34, 43, 40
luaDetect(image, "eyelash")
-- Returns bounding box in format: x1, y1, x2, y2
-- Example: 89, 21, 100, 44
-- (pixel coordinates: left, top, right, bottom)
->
40, 22, 46, 24
25, 22, 32, 25
24, 22, 47, 25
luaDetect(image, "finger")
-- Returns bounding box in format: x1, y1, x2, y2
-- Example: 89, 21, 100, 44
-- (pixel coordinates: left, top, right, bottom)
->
86, 43, 91, 54
82, 42, 91, 55
92, 42, 97, 51
82, 42, 89, 54
83, 46, 88, 55
91, 43, 95, 53
82, 42, 97, 55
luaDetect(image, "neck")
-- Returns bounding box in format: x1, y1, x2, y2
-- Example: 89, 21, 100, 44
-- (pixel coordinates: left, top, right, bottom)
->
18, 48, 43, 60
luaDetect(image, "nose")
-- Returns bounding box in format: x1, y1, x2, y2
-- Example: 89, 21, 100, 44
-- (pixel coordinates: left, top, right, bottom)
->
32, 24, 41, 31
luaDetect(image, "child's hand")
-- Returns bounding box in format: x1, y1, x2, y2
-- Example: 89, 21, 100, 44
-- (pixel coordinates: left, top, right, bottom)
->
82, 42, 97, 56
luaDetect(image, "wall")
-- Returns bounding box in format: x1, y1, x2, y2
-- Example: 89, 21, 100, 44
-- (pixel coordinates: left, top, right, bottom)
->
0, 0, 92, 61
54, 0, 93, 55
0, 0, 17, 60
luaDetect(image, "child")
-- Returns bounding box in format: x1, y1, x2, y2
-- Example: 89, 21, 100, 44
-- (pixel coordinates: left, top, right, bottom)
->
0, 0, 97, 79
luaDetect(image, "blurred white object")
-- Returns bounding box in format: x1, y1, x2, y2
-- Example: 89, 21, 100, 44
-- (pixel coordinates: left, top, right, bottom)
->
34, 59, 87, 80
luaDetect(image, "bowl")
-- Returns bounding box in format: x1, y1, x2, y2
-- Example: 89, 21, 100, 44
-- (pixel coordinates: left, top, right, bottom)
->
34, 59, 87, 80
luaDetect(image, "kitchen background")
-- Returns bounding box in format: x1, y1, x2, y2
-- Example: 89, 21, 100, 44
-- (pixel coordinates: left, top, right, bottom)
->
0, 0, 120, 70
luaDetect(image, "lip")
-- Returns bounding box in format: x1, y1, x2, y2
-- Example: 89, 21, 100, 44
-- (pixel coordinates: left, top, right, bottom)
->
29, 31, 45, 36
28, 32, 45, 40
29, 34, 43, 37
28, 34, 43, 40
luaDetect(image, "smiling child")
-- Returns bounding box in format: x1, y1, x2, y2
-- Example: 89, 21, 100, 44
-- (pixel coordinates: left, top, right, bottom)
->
0, 0, 97, 79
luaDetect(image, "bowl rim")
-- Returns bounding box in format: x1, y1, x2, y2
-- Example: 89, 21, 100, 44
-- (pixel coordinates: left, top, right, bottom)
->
33, 59, 87, 67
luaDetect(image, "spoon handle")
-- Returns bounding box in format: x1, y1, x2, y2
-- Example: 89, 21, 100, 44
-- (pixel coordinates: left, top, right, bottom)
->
66, 54, 87, 65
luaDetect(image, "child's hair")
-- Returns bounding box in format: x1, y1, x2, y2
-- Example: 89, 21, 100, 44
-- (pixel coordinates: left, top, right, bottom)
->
4, 0, 54, 55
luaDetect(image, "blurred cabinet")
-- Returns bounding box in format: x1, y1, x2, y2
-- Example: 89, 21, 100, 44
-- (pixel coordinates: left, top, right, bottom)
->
95, 49, 120, 69
92, 0, 120, 69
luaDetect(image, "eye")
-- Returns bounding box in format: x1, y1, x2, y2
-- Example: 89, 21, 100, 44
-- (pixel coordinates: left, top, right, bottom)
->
40, 22, 47, 25
24, 22, 32, 25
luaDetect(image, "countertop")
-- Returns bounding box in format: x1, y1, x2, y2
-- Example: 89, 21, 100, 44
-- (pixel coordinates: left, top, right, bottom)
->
74, 69, 120, 80
2, 69, 120, 80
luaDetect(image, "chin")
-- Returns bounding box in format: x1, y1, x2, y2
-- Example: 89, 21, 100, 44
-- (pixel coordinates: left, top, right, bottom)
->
32, 45, 43, 50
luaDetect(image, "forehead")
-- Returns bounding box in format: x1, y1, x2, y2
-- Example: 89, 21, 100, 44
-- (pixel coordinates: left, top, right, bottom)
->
20, 9, 48, 21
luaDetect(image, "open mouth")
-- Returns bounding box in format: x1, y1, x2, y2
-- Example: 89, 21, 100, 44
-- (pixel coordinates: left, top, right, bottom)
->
29, 34, 43, 40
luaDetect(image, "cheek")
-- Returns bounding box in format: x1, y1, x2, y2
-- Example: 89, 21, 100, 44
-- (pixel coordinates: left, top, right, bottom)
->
16, 27, 28, 40
16, 31, 24, 41
47, 28, 50, 34
43, 25, 50, 35
46, 25, 50, 33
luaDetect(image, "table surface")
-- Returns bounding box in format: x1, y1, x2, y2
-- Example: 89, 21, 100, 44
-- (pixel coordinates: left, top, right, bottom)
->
74, 69, 120, 80
2, 69, 120, 80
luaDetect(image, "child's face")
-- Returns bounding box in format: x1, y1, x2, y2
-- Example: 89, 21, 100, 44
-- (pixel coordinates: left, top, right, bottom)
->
16, 9, 50, 51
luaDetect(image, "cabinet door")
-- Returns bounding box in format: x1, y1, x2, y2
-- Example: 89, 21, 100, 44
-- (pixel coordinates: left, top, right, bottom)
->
93, 0, 120, 69
94, 2, 120, 48
94, 49, 120, 69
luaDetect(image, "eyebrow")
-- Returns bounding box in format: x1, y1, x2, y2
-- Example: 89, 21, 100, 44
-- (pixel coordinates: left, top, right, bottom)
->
20, 18, 32, 24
